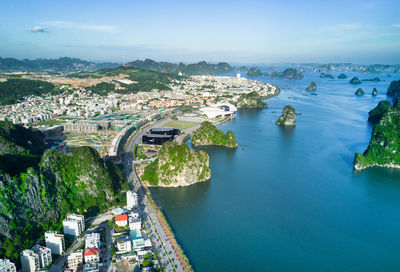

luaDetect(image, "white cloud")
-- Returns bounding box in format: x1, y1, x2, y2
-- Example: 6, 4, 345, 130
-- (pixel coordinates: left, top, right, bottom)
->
29, 26, 46, 33
42, 21, 117, 32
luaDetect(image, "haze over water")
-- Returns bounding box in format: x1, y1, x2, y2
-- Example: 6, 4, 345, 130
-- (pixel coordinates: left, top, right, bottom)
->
151, 71, 400, 271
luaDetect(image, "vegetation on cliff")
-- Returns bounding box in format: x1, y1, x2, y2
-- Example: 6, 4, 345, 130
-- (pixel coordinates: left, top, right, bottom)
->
236, 91, 268, 109
0, 79, 60, 105
142, 141, 211, 187
0, 121, 126, 260
368, 100, 391, 124
276, 105, 296, 126
354, 104, 400, 170
191, 121, 237, 148
387, 80, 400, 105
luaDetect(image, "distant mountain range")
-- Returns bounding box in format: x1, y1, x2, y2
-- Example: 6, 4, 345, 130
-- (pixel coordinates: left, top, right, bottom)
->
126, 59, 248, 75
0, 57, 120, 72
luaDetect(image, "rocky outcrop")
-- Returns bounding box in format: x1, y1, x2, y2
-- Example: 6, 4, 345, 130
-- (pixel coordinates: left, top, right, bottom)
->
338, 73, 348, 79
387, 80, 400, 106
192, 121, 237, 147
306, 81, 317, 91
276, 105, 296, 126
349, 76, 361, 84
372, 88, 378, 96
355, 88, 365, 96
142, 141, 211, 187
362, 77, 381, 82
236, 91, 268, 109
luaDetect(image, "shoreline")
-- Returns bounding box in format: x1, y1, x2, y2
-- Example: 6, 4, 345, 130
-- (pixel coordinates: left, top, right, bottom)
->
354, 162, 400, 171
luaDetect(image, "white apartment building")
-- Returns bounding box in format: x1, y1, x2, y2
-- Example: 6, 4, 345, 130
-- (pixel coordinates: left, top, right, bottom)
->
32, 245, 52, 269
126, 190, 138, 210
85, 232, 100, 249
0, 259, 16, 272
117, 235, 132, 253
67, 250, 83, 271
63, 214, 85, 237
20, 250, 39, 272
128, 212, 141, 230
45, 231, 65, 255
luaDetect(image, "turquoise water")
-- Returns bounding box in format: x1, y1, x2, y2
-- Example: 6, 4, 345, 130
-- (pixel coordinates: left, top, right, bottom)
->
151, 71, 400, 271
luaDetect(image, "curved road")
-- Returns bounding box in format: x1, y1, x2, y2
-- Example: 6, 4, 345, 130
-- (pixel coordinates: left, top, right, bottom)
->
123, 118, 186, 272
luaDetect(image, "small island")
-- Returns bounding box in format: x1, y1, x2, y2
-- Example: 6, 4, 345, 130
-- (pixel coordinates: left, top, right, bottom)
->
349, 76, 362, 84
247, 67, 268, 76
306, 81, 317, 91
192, 121, 238, 147
236, 91, 268, 109
320, 73, 334, 79
142, 141, 211, 187
276, 105, 296, 126
355, 88, 365, 96
368, 100, 391, 124
362, 77, 381, 82
372, 88, 378, 96
338, 73, 348, 79
271, 68, 304, 79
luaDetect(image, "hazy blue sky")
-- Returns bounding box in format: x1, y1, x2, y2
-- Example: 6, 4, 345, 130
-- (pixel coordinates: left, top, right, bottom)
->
1, 0, 399, 64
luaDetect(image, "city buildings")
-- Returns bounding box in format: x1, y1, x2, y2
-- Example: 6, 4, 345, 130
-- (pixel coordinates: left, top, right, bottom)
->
126, 190, 138, 210
83, 262, 99, 272
115, 214, 128, 227
67, 249, 83, 271
45, 231, 65, 255
128, 212, 141, 230
63, 214, 85, 237
0, 259, 16, 272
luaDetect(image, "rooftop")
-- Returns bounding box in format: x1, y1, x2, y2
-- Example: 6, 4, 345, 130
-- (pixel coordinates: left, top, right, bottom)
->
115, 213, 128, 222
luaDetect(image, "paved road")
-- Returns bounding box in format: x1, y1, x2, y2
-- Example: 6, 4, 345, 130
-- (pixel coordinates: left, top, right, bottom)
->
123, 118, 186, 272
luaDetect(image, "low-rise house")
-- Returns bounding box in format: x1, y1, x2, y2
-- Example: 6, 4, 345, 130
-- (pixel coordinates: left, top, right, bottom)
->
115, 214, 128, 227
117, 235, 132, 253
84, 248, 100, 264
83, 262, 99, 272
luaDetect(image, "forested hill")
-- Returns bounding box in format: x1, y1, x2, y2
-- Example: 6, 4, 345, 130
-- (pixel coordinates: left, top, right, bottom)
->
0, 78, 61, 105
0, 121, 127, 261
0, 57, 119, 72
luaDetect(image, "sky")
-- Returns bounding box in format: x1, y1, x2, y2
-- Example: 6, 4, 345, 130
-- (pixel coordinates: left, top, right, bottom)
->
0, 0, 400, 64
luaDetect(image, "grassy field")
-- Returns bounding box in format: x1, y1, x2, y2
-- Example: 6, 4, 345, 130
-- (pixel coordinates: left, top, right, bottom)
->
162, 121, 198, 131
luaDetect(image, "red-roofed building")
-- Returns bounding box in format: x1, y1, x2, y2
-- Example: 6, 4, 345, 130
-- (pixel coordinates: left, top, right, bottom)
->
84, 248, 100, 263
115, 214, 128, 227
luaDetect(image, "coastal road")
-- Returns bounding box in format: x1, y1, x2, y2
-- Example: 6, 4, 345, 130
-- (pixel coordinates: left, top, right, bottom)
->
123, 117, 186, 272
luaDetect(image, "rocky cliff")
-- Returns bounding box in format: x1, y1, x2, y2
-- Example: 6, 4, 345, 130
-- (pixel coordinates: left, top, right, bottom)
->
276, 105, 296, 126
142, 141, 211, 187
191, 121, 237, 148
236, 91, 268, 109
306, 81, 317, 91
